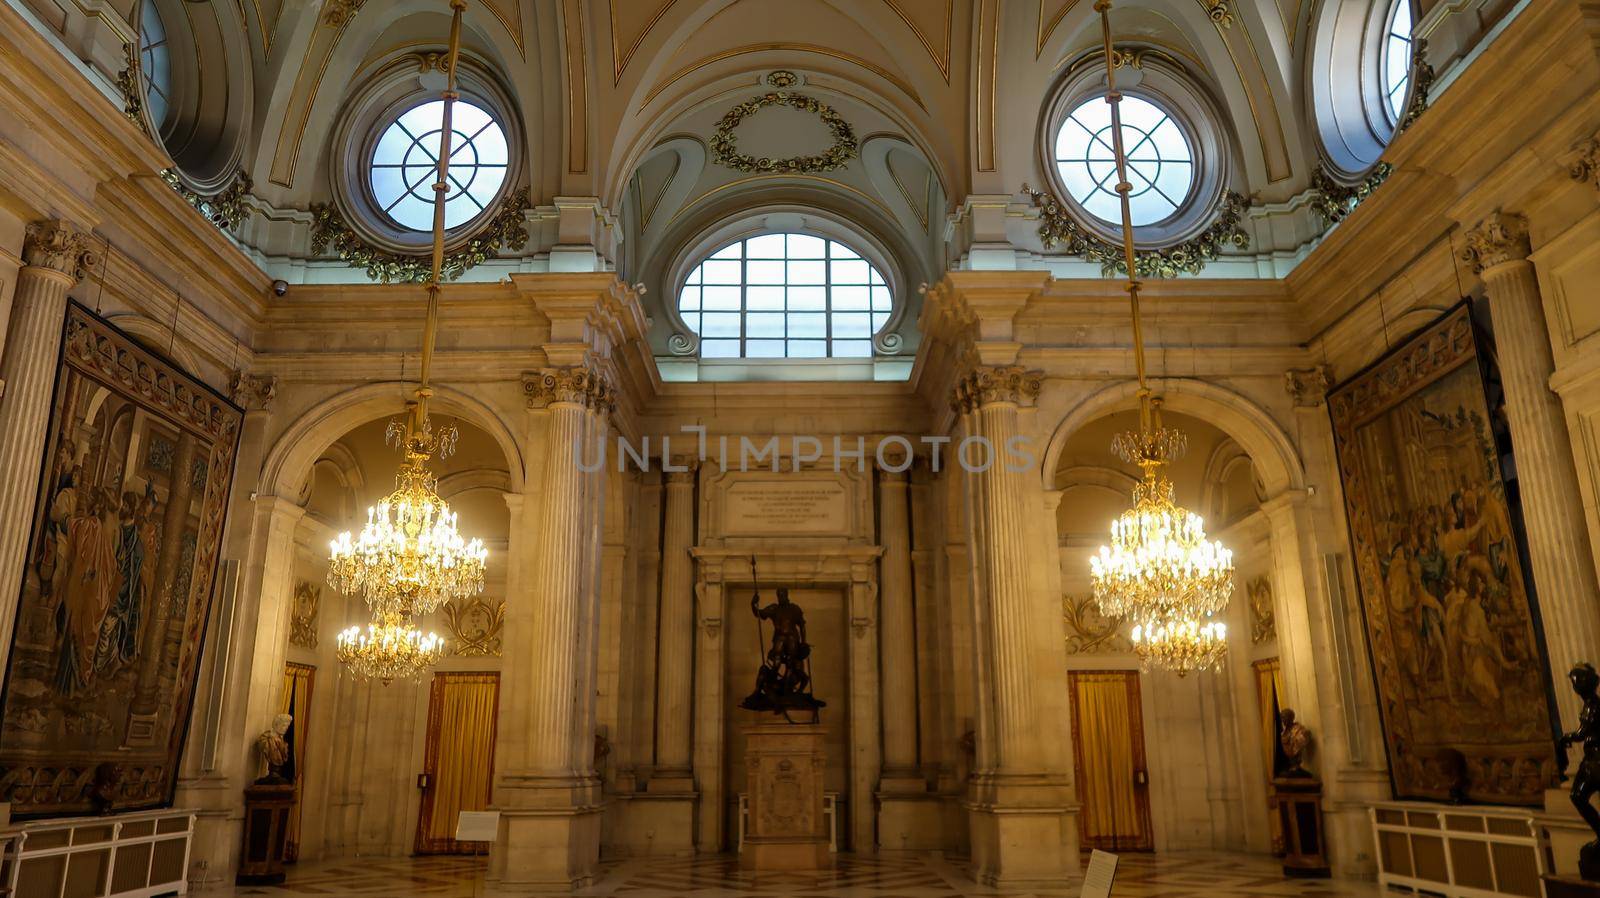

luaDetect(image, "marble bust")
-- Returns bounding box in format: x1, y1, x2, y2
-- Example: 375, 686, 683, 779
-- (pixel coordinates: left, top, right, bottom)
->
255, 713, 292, 785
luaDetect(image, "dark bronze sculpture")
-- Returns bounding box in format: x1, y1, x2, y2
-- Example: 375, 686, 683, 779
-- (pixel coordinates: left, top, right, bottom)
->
1561, 663, 1600, 881
740, 587, 824, 720
1278, 709, 1312, 778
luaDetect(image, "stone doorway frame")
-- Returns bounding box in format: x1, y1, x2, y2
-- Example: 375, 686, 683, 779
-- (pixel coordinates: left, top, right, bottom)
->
690, 546, 883, 855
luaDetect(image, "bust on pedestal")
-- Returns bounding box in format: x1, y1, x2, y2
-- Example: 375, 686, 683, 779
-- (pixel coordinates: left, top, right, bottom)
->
237, 714, 296, 886
739, 587, 829, 870
1271, 709, 1330, 878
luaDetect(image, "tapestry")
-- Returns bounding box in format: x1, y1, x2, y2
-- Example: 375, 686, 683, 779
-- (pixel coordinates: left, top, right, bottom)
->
1328, 303, 1557, 805
0, 303, 242, 817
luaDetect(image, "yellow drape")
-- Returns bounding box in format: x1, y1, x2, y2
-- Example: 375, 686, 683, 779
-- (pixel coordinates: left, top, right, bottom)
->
1252, 658, 1284, 771
423, 673, 500, 850
279, 663, 315, 862
1070, 672, 1143, 849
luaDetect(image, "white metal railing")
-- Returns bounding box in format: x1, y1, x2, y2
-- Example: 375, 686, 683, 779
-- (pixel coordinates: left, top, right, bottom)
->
737, 792, 838, 853
1, 808, 195, 898
1371, 801, 1549, 898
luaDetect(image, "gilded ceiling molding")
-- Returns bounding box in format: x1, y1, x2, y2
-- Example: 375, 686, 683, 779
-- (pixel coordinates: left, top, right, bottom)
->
881, 0, 953, 82
1398, 40, 1436, 133
1308, 163, 1391, 227
1036, 0, 1083, 57
976, 0, 998, 172
710, 92, 859, 174
641, 45, 927, 112
321, 0, 365, 27
610, 0, 679, 83
163, 168, 254, 232
1021, 184, 1251, 278
564, 0, 588, 174
114, 43, 151, 137
1202, 0, 1234, 27
308, 188, 530, 284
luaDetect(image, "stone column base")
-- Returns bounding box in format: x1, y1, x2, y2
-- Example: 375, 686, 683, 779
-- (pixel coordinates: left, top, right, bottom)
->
877, 775, 946, 850
608, 791, 698, 856
489, 775, 605, 889
965, 772, 1077, 886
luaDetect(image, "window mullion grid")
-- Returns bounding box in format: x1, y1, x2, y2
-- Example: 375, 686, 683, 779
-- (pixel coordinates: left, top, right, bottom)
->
740, 240, 749, 357
824, 241, 834, 356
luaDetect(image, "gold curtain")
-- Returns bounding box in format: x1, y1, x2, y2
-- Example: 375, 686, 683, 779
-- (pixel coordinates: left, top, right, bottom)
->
280, 663, 315, 862
1070, 671, 1146, 850
420, 672, 500, 852
1252, 658, 1284, 770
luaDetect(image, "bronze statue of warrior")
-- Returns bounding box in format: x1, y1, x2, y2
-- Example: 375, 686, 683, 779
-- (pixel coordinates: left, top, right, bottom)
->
1563, 662, 1600, 880
740, 587, 824, 718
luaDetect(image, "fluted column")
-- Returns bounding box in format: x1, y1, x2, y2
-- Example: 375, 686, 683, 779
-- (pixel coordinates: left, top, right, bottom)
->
1463, 211, 1600, 729
494, 365, 612, 888
877, 468, 920, 780
650, 463, 697, 784
0, 222, 95, 662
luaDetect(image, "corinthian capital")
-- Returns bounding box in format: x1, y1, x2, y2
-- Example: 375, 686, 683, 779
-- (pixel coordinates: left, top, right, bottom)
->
1571, 137, 1600, 193
229, 370, 278, 411
1460, 211, 1531, 274
523, 365, 615, 411
23, 221, 98, 280
1284, 365, 1332, 408
949, 365, 1043, 414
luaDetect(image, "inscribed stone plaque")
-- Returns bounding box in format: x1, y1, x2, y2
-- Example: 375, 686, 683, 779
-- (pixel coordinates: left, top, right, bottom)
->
723, 479, 848, 536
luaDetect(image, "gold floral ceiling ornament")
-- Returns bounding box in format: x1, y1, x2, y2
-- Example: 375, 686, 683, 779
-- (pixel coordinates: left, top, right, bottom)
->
330, 0, 487, 685
309, 188, 529, 284
1086, 0, 1234, 677
711, 92, 859, 174
1021, 185, 1250, 278
442, 597, 505, 657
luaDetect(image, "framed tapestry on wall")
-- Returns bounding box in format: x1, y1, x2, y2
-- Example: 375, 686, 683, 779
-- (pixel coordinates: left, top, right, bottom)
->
0, 303, 242, 818
1328, 302, 1559, 805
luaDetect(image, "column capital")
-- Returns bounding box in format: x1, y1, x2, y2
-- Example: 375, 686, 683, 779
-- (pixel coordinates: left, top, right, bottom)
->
22, 221, 98, 281
665, 460, 699, 483
1570, 136, 1600, 193
949, 364, 1042, 414
1460, 211, 1531, 275
228, 370, 278, 411
1284, 365, 1333, 408
522, 364, 615, 411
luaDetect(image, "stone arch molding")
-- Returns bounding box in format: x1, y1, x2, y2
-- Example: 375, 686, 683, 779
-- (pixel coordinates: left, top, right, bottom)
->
259, 381, 525, 499
1040, 377, 1306, 497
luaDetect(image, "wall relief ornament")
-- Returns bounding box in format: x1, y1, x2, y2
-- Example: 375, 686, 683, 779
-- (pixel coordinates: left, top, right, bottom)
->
1309, 163, 1391, 227
949, 365, 1043, 414
163, 169, 254, 232
228, 371, 278, 412
290, 582, 319, 649
1063, 593, 1130, 654
441, 597, 505, 657
711, 92, 859, 175
522, 365, 616, 411
1460, 211, 1531, 274
1020, 185, 1251, 278
1248, 576, 1275, 644
308, 188, 530, 284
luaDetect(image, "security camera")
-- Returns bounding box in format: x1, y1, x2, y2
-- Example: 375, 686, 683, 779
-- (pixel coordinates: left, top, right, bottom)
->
271, 279, 288, 297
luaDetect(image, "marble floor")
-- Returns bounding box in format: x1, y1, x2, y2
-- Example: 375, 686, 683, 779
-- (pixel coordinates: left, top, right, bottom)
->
214, 851, 1386, 897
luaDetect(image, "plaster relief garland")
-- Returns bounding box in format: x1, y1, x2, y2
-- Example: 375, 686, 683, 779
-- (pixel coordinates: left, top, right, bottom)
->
1021, 184, 1251, 278
163, 168, 253, 232
309, 188, 530, 283
115, 43, 151, 137
1399, 39, 1436, 133
1309, 163, 1392, 227
711, 92, 859, 174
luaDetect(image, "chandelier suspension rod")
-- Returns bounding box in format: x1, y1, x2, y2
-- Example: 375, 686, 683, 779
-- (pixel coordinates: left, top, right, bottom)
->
415, 0, 469, 430
1094, 0, 1154, 436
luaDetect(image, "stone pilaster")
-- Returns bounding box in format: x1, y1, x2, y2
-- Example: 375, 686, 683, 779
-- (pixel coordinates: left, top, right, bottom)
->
877, 468, 918, 778
848, 559, 882, 853
0, 221, 95, 664
650, 464, 697, 783
1462, 211, 1600, 730
950, 365, 1075, 885
691, 564, 726, 853
494, 365, 613, 888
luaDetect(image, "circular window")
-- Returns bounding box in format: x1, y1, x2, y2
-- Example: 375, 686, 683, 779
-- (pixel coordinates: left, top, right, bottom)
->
1383, 0, 1414, 121
678, 233, 892, 359
1054, 94, 1195, 227
369, 99, 509, 233
139, 2, 172, 129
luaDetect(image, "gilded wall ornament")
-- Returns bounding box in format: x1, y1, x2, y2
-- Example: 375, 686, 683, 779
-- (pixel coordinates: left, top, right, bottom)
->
290, 582, 320, 649
1021, 184, 1251, 278
1309, 163, 1392, 227
321, 0, 365, 27
115, 43, 151, 137
765, 70, 799, 88
163, 169, 253, 232
1248, 576, 1275, 644
308, 188, 530, 283
1399, 40, 1436, 133
1064, 593, 1130, 655
442, 597, 505, 657
711, 92, 859, 174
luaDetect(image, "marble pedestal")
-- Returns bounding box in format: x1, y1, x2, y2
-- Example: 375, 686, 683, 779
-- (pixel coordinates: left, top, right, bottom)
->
740, 723, 829, 870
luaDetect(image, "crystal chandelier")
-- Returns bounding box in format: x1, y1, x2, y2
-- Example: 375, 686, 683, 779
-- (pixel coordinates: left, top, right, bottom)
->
329, 0, 482, 683
335, 610, 445, 686
1086, 0, 1234, 675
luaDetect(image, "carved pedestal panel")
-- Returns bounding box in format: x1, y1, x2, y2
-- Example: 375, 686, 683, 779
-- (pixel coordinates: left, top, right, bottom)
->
741, 723, 829, 870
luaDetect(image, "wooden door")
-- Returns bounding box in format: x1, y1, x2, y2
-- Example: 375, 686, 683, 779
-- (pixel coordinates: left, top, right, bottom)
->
415, 672, 501, 854
1068, 670, 1154, 852
280, 663, 314, 863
